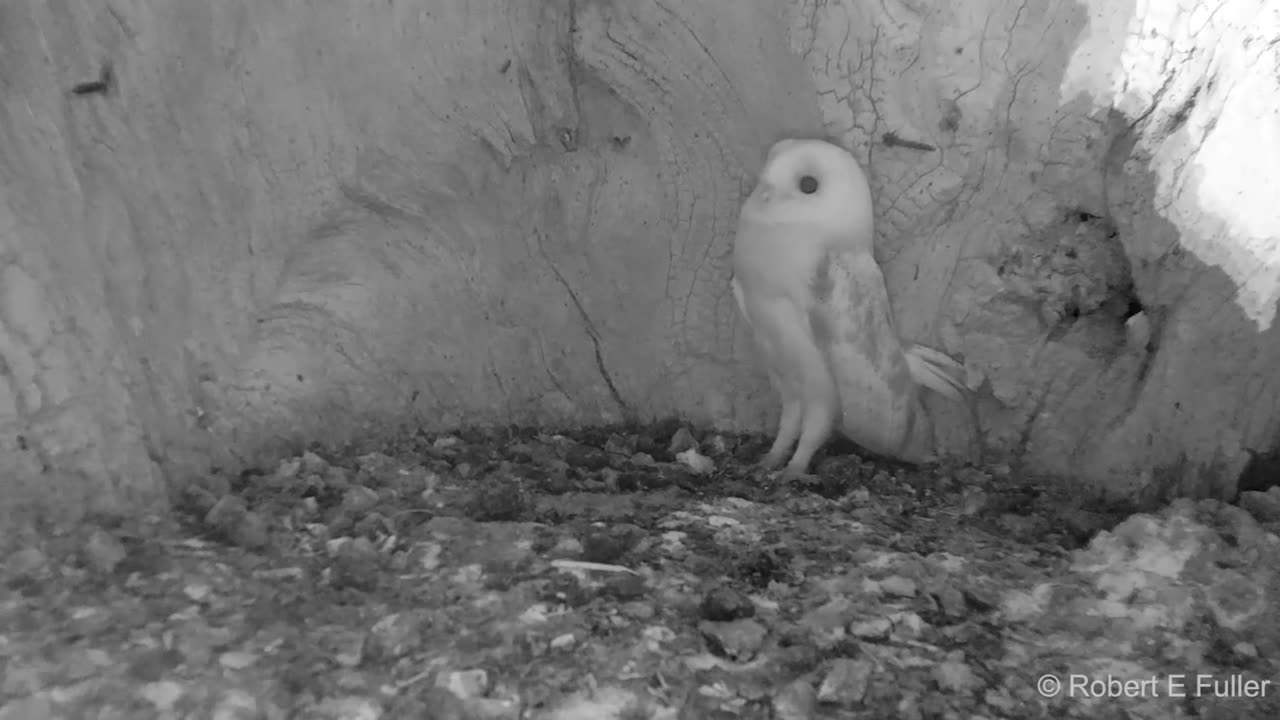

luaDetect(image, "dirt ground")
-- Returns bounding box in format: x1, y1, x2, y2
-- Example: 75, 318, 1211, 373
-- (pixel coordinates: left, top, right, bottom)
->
4, 422, 1280, 719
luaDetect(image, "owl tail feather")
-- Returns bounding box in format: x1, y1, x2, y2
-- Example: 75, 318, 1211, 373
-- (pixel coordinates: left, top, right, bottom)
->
903, 344, 966, 401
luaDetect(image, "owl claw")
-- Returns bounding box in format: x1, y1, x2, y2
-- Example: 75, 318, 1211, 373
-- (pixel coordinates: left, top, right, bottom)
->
778, 467, 819, 484
754, 455, 785, 473
748, 455, 817, 483
746, 459, 783, 483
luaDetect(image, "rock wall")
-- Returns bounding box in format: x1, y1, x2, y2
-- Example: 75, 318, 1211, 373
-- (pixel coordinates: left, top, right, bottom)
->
1, 0, 1277, 536
791, 0, 1280, 501
0, 0, 821, 536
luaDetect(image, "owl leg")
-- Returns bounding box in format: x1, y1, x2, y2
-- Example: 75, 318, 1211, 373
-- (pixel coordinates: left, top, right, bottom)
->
781, 399, 835, 480
758, 397, 802, 470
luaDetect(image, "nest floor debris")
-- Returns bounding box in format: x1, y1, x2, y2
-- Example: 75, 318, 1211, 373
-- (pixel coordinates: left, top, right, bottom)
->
3, 423, 1280, 719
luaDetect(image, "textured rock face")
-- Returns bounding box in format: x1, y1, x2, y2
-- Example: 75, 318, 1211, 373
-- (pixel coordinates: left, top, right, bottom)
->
0, 0, 823, 535
1, 0, 1278, 533
790, 0, 1280, 499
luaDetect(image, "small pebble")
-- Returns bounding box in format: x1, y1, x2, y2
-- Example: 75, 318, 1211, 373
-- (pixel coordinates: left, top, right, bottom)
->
604, 433, 637, 455
818, 658, 873, 705
300, 451, 330, 475
310, 696, 383, 720
438, 669, 491, 699
602, 573, 647, 601
138, 681, 186, 711
184, 582, 212, 602
849, 617, 892, 639
878, 575, 917, 598
274, 457, 303, 480
629, 452, 656, 466
219, 651, 259, 670
698, 618, 767, 662
211, 689, 260, 720
343, 485, 381, 513
773, 678, 817, 720
620, 601, 655, 620
1239, 488, 1280, 523
205, 495, 248, 529
0, 695, 53, 720
580, 529, 627, 564
933, 659, 984, 693
668, 427, 699, 454
958, 487, 988, 515
932, 583, 968, 618
675, 449, 714, 475
83, 528, 127, 574
6, 547, 47, 578
700, 586, 755, 622
231, 510, 270, 550
363, 612, 426, 662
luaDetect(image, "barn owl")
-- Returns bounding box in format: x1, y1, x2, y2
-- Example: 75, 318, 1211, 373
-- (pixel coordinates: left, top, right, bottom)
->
731, 137, 966, 478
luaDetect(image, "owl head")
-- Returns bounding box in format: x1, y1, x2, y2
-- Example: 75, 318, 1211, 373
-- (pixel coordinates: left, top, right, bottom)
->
741, 137, 875, 251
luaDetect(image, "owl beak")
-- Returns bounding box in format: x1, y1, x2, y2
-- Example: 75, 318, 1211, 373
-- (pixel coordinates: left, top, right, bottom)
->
751, 181, 775, 204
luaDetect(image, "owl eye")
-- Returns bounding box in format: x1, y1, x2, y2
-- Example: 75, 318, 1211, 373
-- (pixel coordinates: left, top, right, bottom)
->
798, 175, 819, 194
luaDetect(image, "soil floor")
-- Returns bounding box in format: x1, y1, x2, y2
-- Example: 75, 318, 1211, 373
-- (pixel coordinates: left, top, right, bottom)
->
4, 423, 1280, 719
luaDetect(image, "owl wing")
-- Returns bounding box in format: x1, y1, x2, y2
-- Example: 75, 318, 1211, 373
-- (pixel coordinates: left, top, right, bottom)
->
807, 249, 931, 461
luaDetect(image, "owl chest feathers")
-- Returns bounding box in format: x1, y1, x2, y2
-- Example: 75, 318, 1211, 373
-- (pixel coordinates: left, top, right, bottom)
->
732, 218, 837, 306
732, 218, 848, 399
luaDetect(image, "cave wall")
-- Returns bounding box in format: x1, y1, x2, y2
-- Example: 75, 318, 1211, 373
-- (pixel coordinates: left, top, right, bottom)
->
787, 0, 1280, 500
1, 0, 1277, 536
1073, 0, 1280, 499
0, 0, 823, 537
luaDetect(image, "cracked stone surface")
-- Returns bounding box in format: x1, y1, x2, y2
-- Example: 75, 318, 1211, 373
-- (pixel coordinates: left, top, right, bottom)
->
789, 0, 1280, 498
2, 0, 1279, 533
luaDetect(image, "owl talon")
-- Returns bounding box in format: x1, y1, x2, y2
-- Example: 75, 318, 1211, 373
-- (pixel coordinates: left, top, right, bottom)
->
778, 467, 818, 484
754, 455, 785, 473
